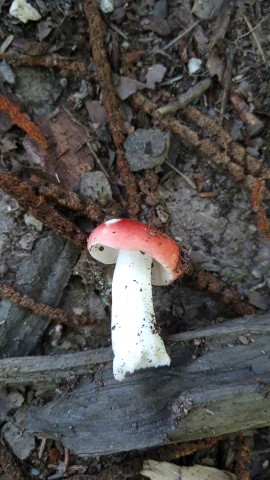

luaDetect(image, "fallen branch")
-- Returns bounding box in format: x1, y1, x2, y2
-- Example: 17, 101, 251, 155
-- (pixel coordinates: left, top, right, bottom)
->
83, 0, 141, 218
4, 313, 269, 456
0, 283, 95, 327
0, 172, 86, 248
0, 93, 47, 150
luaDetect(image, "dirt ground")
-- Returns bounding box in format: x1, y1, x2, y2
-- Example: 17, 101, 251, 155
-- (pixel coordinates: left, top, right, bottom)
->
0, 0, 270, 478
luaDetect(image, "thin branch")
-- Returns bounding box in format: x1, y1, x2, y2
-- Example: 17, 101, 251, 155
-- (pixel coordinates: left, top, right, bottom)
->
0, 93, 47, 149
83, 0, 141, 218
0, 172, 87, 248
0, 282, 96, 327
161, 21, 199, 52
243, 14, 268, 66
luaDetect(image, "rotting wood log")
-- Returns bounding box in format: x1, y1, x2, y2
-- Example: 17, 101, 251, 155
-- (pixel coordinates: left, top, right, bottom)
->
1, 313, 270, 456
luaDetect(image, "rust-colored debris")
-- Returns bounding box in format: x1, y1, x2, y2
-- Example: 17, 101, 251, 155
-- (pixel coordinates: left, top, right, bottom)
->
0, 172, 86, 248
181, 105, 267, 178
234, 432, 251, 480
0, 283, 95, 327
0, 93, 47, 150
165, 435, 226, 460
132, 92, 246, 183
251, 179, 270, 238
192, 270, 258, 316
132, 92, 270, 199
83, 0, 140, 218
29, 174, 104, 223
0, 437, 28, 480
0, 51, 90, 77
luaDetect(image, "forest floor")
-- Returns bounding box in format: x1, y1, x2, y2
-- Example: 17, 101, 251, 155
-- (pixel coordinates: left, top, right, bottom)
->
0, 0, 270, 478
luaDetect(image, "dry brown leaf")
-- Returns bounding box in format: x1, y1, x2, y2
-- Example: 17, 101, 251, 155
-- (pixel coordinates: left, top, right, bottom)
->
37, 108, 94, 189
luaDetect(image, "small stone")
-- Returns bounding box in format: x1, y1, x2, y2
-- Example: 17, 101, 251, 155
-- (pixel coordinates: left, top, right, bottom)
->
60, 77, 68, 88
24, 214, 43, 231
251, 268, 262, 280
3, 421, 35, 460
9, 0, 41, 23
0, 60, 15, 84
124, 129, 170, 171
153, 0, 168, 18
99, 0, 114, 12
188, 58, 202, 75
80, 171, 112, 207
31, 468, 40, 476
248, 291, 269, 311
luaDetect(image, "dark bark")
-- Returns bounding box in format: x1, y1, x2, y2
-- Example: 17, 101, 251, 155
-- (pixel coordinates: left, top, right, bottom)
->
1, 314, 269, 456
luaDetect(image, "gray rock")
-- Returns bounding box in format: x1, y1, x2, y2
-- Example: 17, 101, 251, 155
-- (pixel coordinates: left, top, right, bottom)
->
2, 406, 35, 460
0, 59, 15, 84
153, 0, 168, 18
80, 171, 112, 207
248, 291, 270, 311
0, 232, 80, 357
124, 129, 170, 171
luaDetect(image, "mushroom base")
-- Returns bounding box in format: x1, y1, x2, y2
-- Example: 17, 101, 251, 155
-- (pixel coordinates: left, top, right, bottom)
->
111, 249, 170, 381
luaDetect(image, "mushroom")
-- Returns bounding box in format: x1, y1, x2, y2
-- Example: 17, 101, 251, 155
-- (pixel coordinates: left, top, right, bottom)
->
87, 218, 188, 381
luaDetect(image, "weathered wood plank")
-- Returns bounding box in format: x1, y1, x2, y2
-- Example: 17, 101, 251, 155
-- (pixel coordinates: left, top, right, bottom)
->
1, 314, 270, 456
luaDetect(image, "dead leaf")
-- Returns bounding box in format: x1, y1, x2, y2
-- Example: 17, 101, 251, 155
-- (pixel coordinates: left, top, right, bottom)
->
36, 108, 94, 189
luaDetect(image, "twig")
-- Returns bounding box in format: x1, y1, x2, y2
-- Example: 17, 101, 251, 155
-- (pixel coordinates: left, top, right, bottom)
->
132, 92, 246, 182
0, 437, 28, 480
29, 173, 104, 223
87, 142, 110, 179
0, 51, 90, 77
180, 105, 269, 178
219, 47, 234, 126
0, 282, 96, 327
165, 161, 196, 189
243, 14, 268, 66
161, 21, 199, 52
0, 93, 47, 149
251, 179, 270, 238
83, 0, 141, 218
109, 22, 128, 40
132, 93, 270, 203
0, 172, 87, 248
162, 435, 226, 460
191, 269, 258, 316
234, 432, 251, 480
156, 78, 212, 116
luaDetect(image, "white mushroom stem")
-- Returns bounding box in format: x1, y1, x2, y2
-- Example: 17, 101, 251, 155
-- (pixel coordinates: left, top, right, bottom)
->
111, 249, 170, 381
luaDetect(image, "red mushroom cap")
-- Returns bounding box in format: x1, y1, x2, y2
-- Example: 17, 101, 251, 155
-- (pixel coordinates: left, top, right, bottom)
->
87, 218, 187, 286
